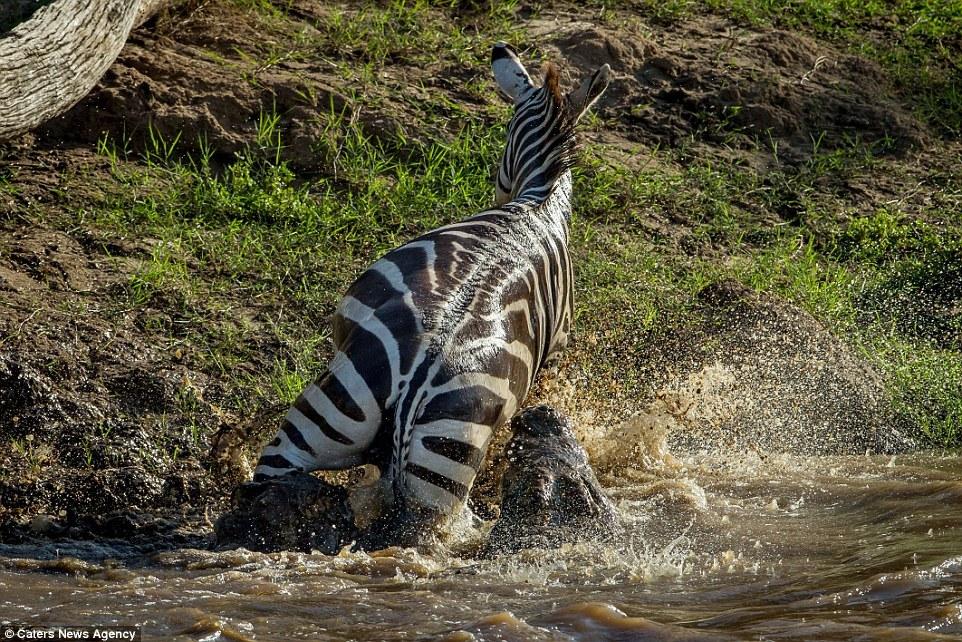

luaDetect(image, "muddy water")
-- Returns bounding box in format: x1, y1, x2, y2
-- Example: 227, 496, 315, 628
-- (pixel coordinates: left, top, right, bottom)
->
1, 451, 960, 641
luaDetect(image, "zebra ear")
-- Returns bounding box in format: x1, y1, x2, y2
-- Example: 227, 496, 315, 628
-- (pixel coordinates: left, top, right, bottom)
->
567, 64, 611, 122
492, 42, 533, 103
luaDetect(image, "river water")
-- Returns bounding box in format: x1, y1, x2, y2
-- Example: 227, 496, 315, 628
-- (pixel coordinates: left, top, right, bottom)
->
1, 448, 960, 641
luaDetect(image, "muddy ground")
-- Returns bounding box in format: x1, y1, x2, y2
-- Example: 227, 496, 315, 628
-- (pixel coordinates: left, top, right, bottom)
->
0, 0, 959, 553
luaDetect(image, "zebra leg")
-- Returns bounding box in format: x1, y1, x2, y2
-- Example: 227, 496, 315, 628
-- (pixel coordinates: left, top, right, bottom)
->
402, 419, 491, 516
254, 357, 383, 480
357, 418, 493, 548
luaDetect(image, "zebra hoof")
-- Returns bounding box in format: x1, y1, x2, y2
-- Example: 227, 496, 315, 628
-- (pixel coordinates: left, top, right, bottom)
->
484, 405, 619, 556
214, 471, 358, 554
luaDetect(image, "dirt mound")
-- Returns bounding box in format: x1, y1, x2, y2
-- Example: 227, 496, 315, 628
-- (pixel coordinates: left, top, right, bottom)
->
0, 334, 215, 516
646, 281, 910, 455
215, 472, 357, 554
30, 2, 440, 170
543, 19, 926, 165
31, 3, 929, 176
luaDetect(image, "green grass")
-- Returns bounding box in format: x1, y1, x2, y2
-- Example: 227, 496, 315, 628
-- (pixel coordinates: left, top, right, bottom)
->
831, 211, 962, 442
0, 168, 18, 200
230, 0, 523, 76
91, 107, 506, 414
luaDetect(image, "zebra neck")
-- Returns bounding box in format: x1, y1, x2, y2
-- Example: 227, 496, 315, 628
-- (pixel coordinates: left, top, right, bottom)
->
511, 170, 573, 223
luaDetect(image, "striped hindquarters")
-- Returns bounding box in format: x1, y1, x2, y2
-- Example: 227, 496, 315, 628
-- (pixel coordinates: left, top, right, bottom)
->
253, 205, 573, 520
383, 213, 573, 513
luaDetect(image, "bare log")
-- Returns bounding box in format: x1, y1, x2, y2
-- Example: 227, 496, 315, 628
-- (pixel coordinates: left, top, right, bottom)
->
0, 0, 174, 141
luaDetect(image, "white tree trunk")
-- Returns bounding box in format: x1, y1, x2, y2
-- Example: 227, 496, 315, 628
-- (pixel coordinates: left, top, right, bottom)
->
0, 0, 174, 141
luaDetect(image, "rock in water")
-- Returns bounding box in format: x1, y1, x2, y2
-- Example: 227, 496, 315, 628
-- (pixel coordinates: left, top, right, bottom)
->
486, 405, 618, 555
214, 472, 358, 554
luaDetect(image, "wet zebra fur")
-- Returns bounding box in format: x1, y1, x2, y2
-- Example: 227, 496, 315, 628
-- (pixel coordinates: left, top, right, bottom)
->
254, 44, 611, 544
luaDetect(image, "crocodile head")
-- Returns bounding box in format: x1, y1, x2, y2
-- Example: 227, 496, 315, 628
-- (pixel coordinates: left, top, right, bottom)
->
485, 405, 618, 555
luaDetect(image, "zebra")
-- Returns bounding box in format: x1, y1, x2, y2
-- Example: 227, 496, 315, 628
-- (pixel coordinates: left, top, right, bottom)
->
254, 43, 611, 546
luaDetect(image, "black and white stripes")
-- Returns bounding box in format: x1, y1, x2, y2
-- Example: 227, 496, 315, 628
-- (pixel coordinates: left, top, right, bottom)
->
254, 44, 611, 531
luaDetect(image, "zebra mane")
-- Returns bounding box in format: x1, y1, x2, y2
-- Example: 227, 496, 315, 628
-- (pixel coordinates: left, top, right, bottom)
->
543, 62, 564, 105
532, 62, 580, 199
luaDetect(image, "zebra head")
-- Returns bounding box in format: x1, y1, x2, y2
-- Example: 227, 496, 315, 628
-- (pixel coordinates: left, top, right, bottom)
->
491, 43, 611, 206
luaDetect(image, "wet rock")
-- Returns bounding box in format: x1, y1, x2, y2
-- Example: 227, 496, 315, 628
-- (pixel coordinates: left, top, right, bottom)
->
65, 510, 171, 539
68, 466, 166, 514
105, 368, 176, 413
29, 514, 64, 536
485, 406, 618, 555
0, 358, 48, 432
215, 472, 358, 555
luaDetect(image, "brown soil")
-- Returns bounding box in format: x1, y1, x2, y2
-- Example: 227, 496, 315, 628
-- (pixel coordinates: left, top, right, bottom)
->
0, 0, 956, 553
